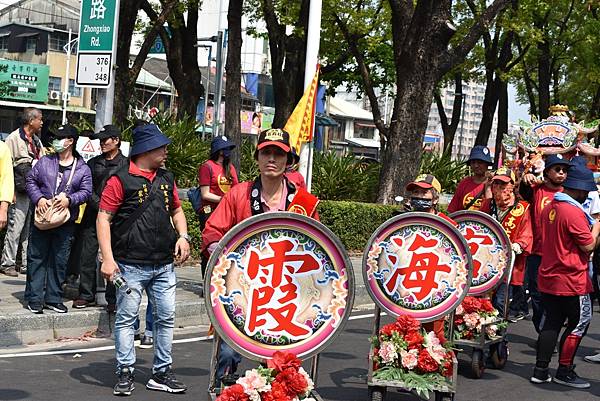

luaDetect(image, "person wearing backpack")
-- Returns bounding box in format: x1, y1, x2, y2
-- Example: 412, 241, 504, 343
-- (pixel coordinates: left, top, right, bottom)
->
196, 136, 238, 275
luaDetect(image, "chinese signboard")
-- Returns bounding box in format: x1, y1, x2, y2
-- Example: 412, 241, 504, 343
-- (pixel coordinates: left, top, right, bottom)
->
450, 211, 512, 296
76, 0, 118, 87
363, 212, 472, 322
0, 60, 49, 103
206, 212, 354, 361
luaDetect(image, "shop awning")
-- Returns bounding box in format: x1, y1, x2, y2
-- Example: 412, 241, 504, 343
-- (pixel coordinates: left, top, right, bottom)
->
315, 113, 338, 127
0, 100, 95, 114
346, 137, 380, 149
15, 32, 39, 38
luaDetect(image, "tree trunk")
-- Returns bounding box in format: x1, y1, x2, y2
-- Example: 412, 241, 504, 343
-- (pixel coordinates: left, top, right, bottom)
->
225, 0, 243, 171
475, 77, 501, 146
114, 0, 142, 123
495, 80, 508, 166
436, 73, 463, 152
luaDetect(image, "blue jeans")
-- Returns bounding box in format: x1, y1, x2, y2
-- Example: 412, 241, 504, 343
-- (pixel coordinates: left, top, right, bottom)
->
493, 282, 512, 316
216, 341, 241, 386
25, 224, 75, 304
114, 262, 176, 374
134, 296, 154, 337
526, 255, 544, 333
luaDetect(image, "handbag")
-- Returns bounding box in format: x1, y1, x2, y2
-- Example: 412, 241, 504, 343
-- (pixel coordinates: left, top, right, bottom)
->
34, 159, 78, 230
188, 162, 213, 214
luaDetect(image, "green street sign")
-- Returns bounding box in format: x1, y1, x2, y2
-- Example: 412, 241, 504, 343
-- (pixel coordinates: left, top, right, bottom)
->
78, 0, 117, 52
0, 59, 49, 103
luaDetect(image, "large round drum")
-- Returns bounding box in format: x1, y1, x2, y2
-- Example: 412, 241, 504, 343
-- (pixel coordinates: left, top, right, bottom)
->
450, 211, 512, 296
363, 212, 472, 322
205, 212, 354, 361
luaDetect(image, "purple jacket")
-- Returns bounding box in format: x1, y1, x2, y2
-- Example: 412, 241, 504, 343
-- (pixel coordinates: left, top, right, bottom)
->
26, 154, 92, 222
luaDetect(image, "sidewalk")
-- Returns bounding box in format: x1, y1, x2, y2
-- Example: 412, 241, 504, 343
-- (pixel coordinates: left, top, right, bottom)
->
0, 257, 373, 348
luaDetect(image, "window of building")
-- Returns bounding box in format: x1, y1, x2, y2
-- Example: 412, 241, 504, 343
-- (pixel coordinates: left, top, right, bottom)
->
354, 122, 375, 139
69, 79, 82, 97
0, 36, 8, 50
49, 34, 67, 52
26, 37, 37, 51
48, 76, 61, 91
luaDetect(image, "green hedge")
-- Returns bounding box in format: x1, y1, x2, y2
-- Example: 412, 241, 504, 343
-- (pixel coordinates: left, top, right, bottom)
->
181, 199, 401, 256
317, 200, 401, 251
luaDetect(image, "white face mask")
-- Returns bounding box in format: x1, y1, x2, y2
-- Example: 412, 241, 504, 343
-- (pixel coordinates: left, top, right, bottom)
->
51, 138, 68, 153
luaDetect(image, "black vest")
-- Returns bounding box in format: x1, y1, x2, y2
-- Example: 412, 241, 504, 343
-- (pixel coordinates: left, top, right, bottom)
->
111, 166, 177, 265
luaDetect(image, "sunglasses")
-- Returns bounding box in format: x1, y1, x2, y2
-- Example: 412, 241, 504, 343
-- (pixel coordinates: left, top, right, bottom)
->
552, 166, 568, 173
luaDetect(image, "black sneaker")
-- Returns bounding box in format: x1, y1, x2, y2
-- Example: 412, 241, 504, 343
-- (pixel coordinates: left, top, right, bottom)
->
139, 335, 153, 349
27, 302, 43, 314
45, 303, 68, 313
553, 365, 590, 389
146, 368, 187, 393
508, 312, 526, 323
530, 367, 551, 384
113, 367, 135, 396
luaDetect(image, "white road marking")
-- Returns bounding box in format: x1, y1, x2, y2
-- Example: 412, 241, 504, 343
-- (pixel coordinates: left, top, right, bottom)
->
0, 311, 382, 358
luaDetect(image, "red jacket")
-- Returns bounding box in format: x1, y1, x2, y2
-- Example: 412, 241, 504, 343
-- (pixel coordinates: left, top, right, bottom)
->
480, 199, 533, 285
201, 181, 319, 253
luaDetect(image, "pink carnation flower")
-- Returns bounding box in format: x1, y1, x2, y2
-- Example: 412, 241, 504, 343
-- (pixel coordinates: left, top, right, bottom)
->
237, 369, 268, 394
400, 349, 418, 370
378, 341, 398, 364
463, 312, 480, 329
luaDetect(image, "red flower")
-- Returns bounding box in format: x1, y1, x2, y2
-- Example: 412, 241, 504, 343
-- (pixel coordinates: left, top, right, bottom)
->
267, 351, 302, 373
262, 381, 293, 401
404, 330, 424, 350
379, 323, 397, 337
216, 384, 249, 401
442, 356, 454, 378
479, 298, 495, 313
395, 315, 421, 334
461, 296, 482, 314
454, 315, 464, 325
417, 348, 440, 373
276, 367, 309, 396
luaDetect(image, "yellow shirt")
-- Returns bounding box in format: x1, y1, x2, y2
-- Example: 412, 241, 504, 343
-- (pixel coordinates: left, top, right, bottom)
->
0, 141, 14, 203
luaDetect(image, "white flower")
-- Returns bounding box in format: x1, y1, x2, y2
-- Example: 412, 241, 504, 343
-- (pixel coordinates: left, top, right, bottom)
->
378, 341, 398, 364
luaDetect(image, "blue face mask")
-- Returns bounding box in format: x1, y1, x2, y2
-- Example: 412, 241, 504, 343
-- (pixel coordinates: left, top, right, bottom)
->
410, 197, 433, 212
52, 138, 68, 153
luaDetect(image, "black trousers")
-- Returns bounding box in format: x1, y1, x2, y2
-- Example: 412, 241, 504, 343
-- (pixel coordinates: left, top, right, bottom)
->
536, 293, 591, 368
77, 219, 100, 302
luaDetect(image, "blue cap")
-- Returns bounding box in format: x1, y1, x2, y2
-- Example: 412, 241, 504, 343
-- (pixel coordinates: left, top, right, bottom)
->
210, 135, 235, 156
563, 163, 597, 191
544, 154, 570, 170
130, 124, 171, 156
467, 145, 493, 164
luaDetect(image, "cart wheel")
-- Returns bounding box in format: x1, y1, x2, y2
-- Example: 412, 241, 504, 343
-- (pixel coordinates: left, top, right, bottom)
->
490, 341, 509, 369
368, 386, 386, 401
471, 349, 485, 379
434, 392, 455, 401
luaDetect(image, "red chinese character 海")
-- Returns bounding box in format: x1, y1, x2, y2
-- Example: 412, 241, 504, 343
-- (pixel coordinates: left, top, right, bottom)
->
384, 234, 451, 301
244, 239, 322, 340
463, 227, 493, 278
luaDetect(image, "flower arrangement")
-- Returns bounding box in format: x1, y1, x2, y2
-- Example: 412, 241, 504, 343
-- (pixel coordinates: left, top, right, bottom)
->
216, 351, 316, 401
370, 315, 454, 398
452, 296, 507, 340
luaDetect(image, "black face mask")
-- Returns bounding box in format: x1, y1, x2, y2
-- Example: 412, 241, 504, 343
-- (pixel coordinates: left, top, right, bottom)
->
410, 197, 433, 212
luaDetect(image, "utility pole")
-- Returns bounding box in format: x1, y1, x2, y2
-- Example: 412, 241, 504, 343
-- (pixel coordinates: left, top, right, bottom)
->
62, 28, 72, 124
213, 30, 225, 138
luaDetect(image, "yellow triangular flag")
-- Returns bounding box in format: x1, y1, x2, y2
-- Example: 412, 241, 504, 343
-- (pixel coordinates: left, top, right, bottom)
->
284, 65, 320, 154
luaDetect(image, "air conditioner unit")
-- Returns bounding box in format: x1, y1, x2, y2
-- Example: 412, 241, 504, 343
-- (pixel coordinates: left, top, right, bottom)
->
49, 90, 61, 100
61, 92, 71, 101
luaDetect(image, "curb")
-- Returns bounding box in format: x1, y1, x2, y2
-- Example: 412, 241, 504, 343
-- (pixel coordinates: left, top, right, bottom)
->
0, 287, 374, 348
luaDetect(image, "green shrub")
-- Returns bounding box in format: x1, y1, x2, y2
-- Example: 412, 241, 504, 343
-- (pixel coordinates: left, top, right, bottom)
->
239, 139, 260, 182
181, 201, 202, 259
317, 200, 401, 251
312, 151, 380, 202
419, 150, 467, 194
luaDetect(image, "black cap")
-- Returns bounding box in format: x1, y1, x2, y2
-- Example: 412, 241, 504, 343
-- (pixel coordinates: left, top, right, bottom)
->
92, 124, 122, 140
53, 124, 79, 139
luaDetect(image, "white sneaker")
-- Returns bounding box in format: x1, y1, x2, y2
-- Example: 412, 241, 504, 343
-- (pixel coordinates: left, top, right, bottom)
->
584, 353, 600, 364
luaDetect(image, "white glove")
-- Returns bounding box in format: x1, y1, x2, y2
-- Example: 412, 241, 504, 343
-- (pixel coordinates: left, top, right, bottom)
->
511, 242, 522, 255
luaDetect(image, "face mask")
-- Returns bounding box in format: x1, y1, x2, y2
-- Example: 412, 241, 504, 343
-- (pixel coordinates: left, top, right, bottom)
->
222, 148, 231, 158
410, 197, 433, 212
52, 138, 68, 153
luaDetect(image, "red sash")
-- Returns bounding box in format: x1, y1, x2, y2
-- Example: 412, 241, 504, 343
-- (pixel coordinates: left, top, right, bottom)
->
500, 200, 529, 240
287, 188, 319, 217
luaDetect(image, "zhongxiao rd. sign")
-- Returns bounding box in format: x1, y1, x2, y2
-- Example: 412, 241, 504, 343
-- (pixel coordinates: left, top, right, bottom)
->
78, 0, 117, 53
